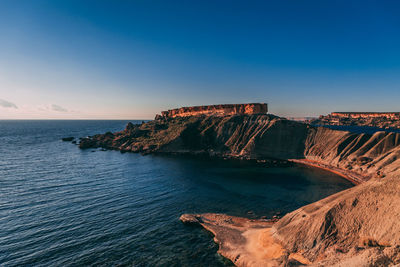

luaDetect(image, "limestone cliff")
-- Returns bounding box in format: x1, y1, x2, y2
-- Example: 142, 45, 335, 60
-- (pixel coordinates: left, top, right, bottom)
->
157, 103, 268, 119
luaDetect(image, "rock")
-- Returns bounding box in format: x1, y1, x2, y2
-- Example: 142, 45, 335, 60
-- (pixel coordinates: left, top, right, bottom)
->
157, 103, 268, 119
179, 213, 290, 266
61, 137, 74, 141
79, 137, 97, 149
179, 214, 201, 225
272, 174, 400, 266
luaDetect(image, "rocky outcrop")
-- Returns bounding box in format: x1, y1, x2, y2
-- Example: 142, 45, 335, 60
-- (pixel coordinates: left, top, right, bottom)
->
157, 103, 268, 119
179, 213, 311, 266
79, 114, 313, 163
310, 112, 400, 129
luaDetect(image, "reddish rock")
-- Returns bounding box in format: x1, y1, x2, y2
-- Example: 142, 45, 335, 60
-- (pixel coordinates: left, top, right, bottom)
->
157, 103, 268, 119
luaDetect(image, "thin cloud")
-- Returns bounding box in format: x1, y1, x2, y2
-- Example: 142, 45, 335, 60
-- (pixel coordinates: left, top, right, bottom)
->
0, 99, 18, 109
51, 104, 68, 112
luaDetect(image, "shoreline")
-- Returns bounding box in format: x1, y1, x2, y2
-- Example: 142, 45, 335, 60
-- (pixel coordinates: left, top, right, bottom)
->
289, 158, 370, 185
180, 213, 311, 266
155, 152, 367, 185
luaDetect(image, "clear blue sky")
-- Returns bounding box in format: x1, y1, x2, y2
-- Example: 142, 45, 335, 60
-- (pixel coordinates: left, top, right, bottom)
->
1, 0, 399, 119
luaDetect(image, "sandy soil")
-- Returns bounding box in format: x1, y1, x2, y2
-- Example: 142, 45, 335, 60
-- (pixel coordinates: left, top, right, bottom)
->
180, 213, 311, 267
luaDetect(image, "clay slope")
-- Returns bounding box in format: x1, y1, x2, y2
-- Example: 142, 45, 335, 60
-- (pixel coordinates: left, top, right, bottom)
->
272, 172, 400, 266
304, 127, 400, 179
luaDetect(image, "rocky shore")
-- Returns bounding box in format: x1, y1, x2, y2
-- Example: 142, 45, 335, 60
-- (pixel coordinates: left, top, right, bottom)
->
181, 173, 400, 266
179, 213, 310, 266
79, 110, 400, 266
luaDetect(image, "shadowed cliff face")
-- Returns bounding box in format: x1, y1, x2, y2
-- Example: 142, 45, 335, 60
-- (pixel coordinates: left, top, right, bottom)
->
80, 114, 400, 180
80, 114, 308, 159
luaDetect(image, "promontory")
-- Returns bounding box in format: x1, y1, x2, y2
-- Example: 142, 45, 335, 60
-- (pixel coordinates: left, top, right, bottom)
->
79, 103, 400, 266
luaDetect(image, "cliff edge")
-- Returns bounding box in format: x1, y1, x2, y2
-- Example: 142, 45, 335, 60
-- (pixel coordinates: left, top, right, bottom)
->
157, 103, 268, 119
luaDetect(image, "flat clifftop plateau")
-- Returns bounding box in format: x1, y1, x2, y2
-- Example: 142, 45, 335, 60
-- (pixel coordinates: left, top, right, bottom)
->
79, 112, 400, 266
310, 112, 400, 129
157, 103, 268, 119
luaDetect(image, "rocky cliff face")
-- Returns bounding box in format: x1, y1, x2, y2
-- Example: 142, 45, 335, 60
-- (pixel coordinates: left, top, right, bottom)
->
80, 114, 307, 159
80, 114, 400, 181
157, 103, 268, 118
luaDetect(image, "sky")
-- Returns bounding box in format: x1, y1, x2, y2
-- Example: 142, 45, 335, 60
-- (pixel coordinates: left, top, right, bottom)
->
0, 0, 400, 119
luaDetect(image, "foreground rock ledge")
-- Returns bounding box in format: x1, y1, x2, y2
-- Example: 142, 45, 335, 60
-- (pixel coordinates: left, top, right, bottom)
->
180, 213, 311, 266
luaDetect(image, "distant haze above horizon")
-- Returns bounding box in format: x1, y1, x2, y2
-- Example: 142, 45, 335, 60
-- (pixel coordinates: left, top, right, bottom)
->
1, 0, 400, 119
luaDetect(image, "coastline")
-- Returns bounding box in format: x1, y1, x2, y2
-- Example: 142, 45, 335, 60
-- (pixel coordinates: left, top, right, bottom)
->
77, 113, 400, 266
288, 159, 369, 185
178, 159, 362, 267
180, 214, 311, 266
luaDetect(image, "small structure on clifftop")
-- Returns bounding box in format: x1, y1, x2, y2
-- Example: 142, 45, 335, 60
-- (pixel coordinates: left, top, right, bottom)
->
155, 103, 268, 119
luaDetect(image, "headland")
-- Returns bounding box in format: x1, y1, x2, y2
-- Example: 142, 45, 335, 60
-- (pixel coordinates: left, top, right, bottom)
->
79, 104, 400, 266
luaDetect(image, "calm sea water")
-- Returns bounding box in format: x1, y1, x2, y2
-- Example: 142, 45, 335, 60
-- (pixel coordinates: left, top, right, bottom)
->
0, 120, 353, 266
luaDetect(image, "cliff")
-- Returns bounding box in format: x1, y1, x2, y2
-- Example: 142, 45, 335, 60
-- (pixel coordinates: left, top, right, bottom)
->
157, 103, 268, 119
80, 114, 400, 181
310, 112, 400, 129
79, 111, 400, 266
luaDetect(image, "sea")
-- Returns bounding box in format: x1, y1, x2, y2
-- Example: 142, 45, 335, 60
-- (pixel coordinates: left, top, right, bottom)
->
0, 120, 353, 266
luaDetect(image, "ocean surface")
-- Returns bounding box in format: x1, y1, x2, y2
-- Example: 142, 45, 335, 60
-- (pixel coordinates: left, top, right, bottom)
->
0, 120, 353, 266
